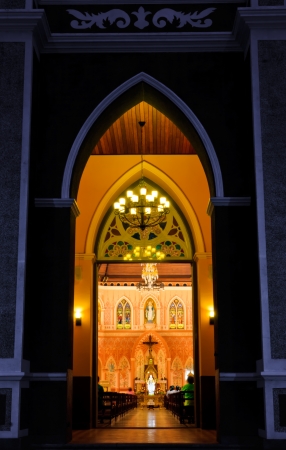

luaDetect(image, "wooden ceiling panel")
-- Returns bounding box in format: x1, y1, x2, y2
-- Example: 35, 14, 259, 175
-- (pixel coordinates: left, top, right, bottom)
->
92, 102, 196, 155
97, 263, 192, 286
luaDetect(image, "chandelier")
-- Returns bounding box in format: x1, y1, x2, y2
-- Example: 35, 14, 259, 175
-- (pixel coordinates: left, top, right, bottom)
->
124, 246, 165, 261
114, 179, 170, 231
136, 263, 164, 291
113, 121, 170, 231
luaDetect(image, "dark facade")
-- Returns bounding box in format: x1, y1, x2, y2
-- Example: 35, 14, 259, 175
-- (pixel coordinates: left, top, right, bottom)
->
1, 0, 286, 448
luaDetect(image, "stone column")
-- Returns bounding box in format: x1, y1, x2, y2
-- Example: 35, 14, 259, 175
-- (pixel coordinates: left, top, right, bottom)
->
130, 358, 135, 389
193, 252, 215, 429
73, 253, 95, 429
167, 358, 171, 387
0, 6, 48, 448
237, 7, 286, 444
30, 200, 79, 443
208, 197, 260, 444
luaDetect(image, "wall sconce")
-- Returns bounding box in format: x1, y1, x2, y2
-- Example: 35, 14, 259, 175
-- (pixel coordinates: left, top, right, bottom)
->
75, 309, 82, 326
209, 309, 214, 325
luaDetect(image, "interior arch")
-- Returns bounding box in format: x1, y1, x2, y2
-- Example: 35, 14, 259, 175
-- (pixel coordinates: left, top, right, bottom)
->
85, 161, 205, 255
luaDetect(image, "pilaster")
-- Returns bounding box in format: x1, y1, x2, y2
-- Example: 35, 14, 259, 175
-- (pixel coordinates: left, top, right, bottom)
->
236, 6, 286, 441
0, 3, 41, 443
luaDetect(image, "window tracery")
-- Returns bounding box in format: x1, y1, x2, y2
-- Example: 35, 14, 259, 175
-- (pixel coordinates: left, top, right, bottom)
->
116, 299, 131, 329
169, 299, 184, 329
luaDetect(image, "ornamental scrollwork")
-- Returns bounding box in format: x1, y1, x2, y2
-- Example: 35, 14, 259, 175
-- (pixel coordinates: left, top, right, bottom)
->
67, 7, 216, 31
152, 8, 216, 29
67, 9, 130, 29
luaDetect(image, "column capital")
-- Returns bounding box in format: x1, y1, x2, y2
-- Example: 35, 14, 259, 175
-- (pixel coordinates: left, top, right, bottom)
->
207, 197, 251, 216
0, 10, 50, 57
233, 7, 286, 55
35, 198, 80, 218
193, 252, 212, 263
75, 253, 95, 262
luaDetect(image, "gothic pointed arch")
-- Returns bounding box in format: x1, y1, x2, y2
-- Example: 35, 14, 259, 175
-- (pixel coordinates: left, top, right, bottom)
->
115, 297, 133, 330
86, 160, 204, 255
131, 331, 171, 360
168, 297, 186, 330
118, 356, 130, 389
62, 72, 223, 200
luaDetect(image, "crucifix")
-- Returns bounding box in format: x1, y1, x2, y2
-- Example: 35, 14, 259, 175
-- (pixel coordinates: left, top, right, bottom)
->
143, 335, 158, 360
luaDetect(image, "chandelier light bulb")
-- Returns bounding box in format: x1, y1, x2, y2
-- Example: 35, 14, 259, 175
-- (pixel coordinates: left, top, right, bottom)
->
113, 179, 170, 232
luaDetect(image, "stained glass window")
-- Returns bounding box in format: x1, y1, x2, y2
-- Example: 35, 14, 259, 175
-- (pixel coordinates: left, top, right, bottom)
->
169, 299, 184, 329
116, 300, 132, 329
96, 179, 193, 262
117, 302, 123, 329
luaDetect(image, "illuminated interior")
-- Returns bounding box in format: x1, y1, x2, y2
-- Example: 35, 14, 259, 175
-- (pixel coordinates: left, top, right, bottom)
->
73, 102, 214, 397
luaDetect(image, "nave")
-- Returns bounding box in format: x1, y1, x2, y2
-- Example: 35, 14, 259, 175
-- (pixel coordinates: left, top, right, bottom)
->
71, 407, 217, 447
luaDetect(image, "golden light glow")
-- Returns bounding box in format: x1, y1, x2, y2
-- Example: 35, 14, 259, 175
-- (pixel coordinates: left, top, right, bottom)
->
75, 309, 82, 319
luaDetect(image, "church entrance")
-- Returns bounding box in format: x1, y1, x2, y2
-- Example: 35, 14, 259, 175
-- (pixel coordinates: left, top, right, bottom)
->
72, 93, 216, 438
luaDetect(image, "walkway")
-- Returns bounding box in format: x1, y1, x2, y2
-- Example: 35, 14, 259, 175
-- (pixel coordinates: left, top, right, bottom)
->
71, 407, 218, 447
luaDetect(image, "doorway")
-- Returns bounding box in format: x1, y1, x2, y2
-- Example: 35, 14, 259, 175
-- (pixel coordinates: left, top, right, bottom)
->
71, 87, 216, 439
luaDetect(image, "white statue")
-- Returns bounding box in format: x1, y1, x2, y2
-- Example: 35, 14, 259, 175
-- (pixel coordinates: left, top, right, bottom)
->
145, 300, 155, 322
147, 374, 155, 395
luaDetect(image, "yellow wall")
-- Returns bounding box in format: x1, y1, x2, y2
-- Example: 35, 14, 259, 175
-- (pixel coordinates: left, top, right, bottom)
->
73, 153, 214, 380
75, 155, 211, 254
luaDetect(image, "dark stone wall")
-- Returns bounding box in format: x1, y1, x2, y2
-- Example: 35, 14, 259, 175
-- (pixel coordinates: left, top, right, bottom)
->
258, 0, 283, 5
259, 41, 286, 359
0, 0, 25, 7
219, 381, 260, 443
0, 42, 24, 358
29, 381, 71, 444
24, 207, 75, 372
31, 52, 253, 199
0, 389, 12, 431
212, 204, 261, 373
73, 377, 92, 429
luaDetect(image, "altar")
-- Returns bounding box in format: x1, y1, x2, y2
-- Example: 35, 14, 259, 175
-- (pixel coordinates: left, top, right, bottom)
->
136, 393, 165, 409
135, 379, 167, 394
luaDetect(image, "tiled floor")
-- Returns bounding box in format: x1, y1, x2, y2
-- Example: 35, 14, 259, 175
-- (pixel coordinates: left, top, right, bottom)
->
71, 408, 218, 445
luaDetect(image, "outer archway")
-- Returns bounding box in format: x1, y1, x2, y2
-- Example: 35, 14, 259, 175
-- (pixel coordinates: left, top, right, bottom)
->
62, 72, 223, 200
72, 74, 217, 436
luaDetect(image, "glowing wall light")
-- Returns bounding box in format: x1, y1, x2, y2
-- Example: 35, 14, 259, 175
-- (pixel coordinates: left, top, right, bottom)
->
75, 309, 82, 326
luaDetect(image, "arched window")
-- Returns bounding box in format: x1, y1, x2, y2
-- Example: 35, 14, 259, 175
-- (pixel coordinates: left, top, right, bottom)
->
169, 299, 184, 329
116, 300, 131, 329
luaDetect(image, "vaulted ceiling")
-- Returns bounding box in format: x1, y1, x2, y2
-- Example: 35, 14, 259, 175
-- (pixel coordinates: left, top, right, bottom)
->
92, 102, 196, 155
98, 262, 192, 286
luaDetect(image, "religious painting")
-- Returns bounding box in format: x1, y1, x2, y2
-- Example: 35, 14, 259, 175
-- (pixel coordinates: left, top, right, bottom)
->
145, 298, 156, 323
